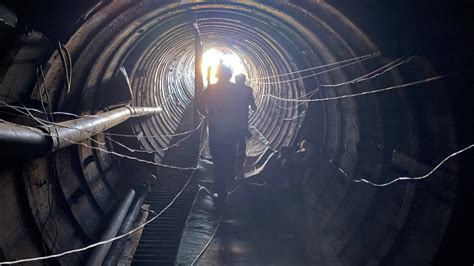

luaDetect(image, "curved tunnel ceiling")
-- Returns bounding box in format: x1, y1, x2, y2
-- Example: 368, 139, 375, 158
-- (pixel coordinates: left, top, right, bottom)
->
2, 0, 467, 265
53, 1, 390, 159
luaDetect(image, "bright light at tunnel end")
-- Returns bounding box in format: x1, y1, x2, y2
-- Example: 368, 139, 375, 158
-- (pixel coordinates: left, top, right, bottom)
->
201, 48, 247, 86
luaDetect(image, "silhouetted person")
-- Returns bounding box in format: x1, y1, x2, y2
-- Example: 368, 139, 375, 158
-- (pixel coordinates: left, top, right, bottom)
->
234, 73, 257, 179
198, 64, 245, 210
206, 65, 212, 86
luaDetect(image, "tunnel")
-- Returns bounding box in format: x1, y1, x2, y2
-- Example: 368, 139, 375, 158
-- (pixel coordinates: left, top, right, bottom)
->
0, 0, 473, 265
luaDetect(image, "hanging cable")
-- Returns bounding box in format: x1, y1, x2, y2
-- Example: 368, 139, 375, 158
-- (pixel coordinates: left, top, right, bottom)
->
319, 56, 413, 88
57, 42, 71, 93
252, 52, 379, 85
190, 213, 223, 266
336, 144, 474, 187
250, 52, 380, 81
0, 130, 209, 266
266, 73, 458, 103
0, 119, 199, 171
37, 65, 61, 255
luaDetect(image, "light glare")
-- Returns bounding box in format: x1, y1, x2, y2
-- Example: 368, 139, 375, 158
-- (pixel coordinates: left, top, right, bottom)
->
201, 48, 247, 86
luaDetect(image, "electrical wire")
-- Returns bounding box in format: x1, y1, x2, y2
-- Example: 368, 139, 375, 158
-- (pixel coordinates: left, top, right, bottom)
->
190, 127, 282, 265
318, 56, 413, 88
336, 144, 474, 187
249, 125, 276, 152
253, 55, 410, 114
270, 88, 317, 112
37, 65, 61, 257
250, 52, 380, 81
57, 42, 71, 93
105, 118, 205, 153
0, 93, 205, 170
0, 99, 206, 140
190, 213, 223, 266
0, 46, 467, 264
256, 55, 412, 111
0, 119, 199, 171
251, 52, 379, 85
254, 55, 412, 115
0, 128, 209, 266
266, 73, 457, 103
62, 43, 73, 92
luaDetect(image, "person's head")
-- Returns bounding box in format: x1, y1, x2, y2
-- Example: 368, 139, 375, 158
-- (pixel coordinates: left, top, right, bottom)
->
215, 64, 233, 82
235, 73, 247, 85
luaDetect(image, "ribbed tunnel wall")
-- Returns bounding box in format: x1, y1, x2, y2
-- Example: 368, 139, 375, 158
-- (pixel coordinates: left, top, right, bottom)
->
106, 1, 315, 158
0, 0, 464, 265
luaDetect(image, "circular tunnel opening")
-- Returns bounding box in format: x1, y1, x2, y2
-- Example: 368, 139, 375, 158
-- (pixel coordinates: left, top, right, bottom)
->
5, 1, 467, 265
110, 2, 318, 162
201, 48, 248, 86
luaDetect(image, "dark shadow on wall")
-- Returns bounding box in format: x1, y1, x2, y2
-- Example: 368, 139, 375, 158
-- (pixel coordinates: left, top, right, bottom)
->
1, 0, 107, 41
327, 1, 474, 264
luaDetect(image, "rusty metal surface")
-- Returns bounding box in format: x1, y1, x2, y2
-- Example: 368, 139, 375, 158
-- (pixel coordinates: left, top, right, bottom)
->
0, 32, 51, 102
0, 0, 461, 264
78, 141, 117, 215
0, 123, 50, 158
86, 188, 136, 266
0, 160, 43, 264
0, 106, 162, 158
22, 157, 87, 265
103, 188, 148, 266
54, 148, 105, 240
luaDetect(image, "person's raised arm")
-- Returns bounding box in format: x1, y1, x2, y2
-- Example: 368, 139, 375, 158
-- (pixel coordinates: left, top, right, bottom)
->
206, 66, 211, 86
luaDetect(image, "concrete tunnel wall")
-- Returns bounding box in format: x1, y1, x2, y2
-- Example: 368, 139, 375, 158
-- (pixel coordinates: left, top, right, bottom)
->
0, 0, 472, 265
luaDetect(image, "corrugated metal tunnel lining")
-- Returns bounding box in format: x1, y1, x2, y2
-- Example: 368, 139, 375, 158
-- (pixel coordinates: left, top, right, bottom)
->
0, 0, 468, 265
109, 1, 317, 158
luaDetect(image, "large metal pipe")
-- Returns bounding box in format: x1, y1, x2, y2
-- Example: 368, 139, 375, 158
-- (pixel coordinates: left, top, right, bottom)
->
103, 187, 149, 266
0, 123, 50, 157
86, 188, 136, 266
0, 106, 162, 158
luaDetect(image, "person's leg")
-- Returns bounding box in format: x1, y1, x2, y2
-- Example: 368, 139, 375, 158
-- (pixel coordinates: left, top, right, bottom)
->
237, 135, 247, 165
208, 128, 217, 161
212, 132, 235, 209
214, 159, 226, 195
221, 136, 237, 183
211, 142, 230, 210
209, 128, 240, 208
227, 142, 238, 183
235, 136, 246, 180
